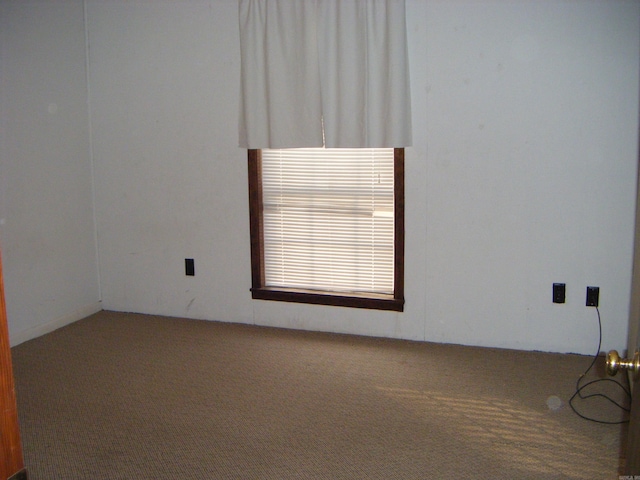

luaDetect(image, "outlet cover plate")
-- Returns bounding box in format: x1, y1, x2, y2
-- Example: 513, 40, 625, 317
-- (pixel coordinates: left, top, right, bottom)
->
553, 283, 566, 303
586, 286, 599, 307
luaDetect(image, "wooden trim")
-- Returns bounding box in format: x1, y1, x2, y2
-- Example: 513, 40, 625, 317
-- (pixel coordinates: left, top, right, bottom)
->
247, 148, 405, 312
247, 149, 265, 291
0, 247, 26, 480
251, 287, 404, 312
394, 148, 405, 307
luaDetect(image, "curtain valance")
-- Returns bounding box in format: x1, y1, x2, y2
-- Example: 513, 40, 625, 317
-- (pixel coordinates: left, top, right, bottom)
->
238, 0, 412, 149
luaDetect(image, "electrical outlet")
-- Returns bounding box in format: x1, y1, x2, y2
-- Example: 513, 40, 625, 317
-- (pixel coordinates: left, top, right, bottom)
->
586, 286, 599, 307
553, 283, 566, 303
185, 258, 195, 276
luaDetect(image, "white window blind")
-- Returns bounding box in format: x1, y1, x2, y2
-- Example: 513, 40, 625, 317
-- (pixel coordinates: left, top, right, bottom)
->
261, 148, 395, 295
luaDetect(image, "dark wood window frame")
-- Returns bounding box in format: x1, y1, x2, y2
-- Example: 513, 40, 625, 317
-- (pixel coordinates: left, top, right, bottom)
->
248, 148, 405, 312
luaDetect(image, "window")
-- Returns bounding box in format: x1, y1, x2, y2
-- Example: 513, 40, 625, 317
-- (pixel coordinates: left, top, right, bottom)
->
248, 148, 404, 311
240, 3, 410, 312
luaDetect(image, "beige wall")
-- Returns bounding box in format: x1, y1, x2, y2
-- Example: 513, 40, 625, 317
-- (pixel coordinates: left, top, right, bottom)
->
2, 0, 639, 354
0, 0, 101, 343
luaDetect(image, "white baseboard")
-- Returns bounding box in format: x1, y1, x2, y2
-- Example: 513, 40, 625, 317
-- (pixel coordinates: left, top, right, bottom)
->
10, 301, 103, 347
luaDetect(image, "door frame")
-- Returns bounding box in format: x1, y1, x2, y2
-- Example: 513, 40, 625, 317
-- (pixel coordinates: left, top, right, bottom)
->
622, 104, 640, 474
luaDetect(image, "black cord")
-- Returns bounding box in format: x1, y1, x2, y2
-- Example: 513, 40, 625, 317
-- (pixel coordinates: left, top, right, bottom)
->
568, 307, 632, 424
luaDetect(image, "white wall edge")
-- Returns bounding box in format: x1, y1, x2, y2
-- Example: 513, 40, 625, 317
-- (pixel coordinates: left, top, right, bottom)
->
9, 301, 102, 347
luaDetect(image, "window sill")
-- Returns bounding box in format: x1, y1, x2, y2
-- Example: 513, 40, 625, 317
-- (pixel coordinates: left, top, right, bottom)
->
250, 287, 404, 312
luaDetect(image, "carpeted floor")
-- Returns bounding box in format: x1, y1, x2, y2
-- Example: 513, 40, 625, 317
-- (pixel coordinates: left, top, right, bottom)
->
10, 310, 630, 479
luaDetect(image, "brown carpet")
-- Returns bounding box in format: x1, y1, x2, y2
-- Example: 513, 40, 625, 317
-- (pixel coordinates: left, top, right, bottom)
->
10, 310, 630, 479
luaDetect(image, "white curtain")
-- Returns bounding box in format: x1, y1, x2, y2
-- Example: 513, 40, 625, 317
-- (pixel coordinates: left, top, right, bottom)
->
238, 0, 412, 149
